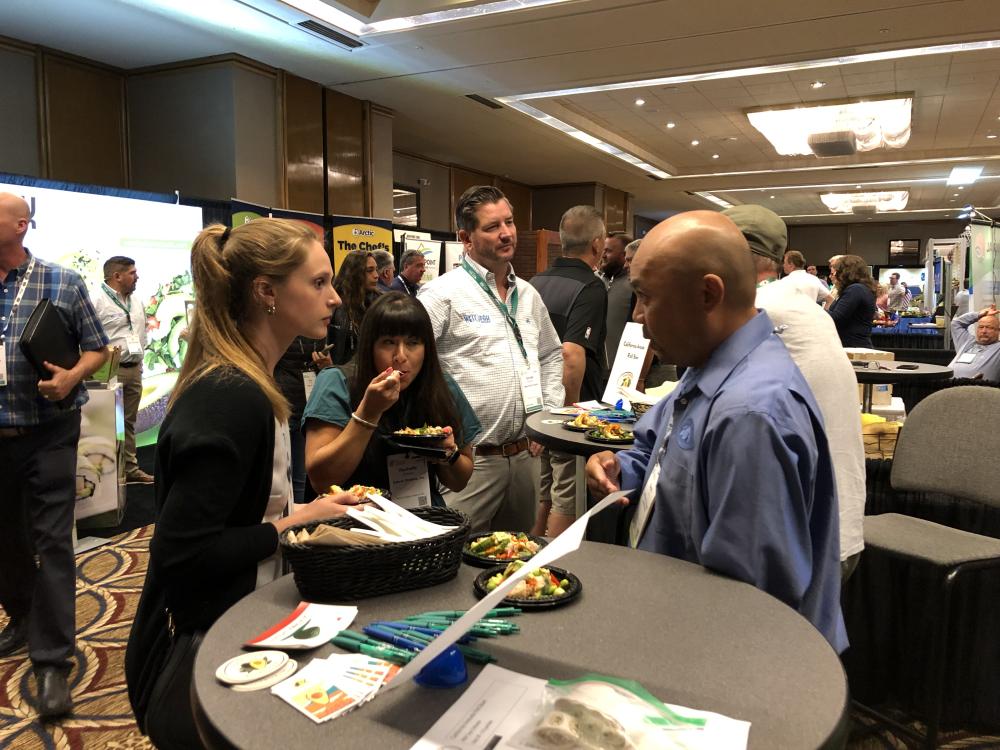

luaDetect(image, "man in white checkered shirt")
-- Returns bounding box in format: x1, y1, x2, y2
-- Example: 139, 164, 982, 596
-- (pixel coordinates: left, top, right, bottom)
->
418, 186, 564, 532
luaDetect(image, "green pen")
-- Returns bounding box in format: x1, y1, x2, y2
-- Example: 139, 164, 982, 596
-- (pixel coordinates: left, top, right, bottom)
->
331, 636, 413, 664
380, 626, 496, 665
336, 630, 414, 660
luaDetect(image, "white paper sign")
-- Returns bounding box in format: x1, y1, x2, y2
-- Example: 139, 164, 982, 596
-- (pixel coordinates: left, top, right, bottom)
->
602, 322, 650, 407
443, 241, 465, 273
405, 238, 441, 285
385, 490, 631, 689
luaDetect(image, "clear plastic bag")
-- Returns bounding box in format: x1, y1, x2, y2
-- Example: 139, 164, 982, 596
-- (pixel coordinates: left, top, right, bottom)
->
514, 675, 707, 750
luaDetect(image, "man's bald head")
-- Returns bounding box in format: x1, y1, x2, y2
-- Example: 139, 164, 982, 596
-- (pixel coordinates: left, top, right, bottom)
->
631, 211, 758, 367
0, 193, 31, 253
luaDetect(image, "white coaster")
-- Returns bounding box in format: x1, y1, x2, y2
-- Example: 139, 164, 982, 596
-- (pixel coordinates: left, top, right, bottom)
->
231, 658, 299, 692
215, 650, 289, 686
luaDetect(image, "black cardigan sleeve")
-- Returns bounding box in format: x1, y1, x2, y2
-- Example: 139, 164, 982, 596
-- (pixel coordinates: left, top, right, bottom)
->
150, 372, 280, 595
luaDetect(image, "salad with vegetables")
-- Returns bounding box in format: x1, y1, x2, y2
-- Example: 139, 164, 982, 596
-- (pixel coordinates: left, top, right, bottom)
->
485, 561, 570, 599
467, 531, 541, 561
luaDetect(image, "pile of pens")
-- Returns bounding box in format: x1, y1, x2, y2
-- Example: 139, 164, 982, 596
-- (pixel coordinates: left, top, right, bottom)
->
331, 607, 523, 666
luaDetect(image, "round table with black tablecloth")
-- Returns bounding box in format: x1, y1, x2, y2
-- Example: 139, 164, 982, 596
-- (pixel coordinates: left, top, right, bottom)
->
525, 410, 635, 456
853, 360, 953, 412
192, 542, 849, 750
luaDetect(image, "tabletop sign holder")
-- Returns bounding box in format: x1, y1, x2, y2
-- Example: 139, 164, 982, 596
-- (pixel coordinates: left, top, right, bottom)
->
602, 322, 650, 408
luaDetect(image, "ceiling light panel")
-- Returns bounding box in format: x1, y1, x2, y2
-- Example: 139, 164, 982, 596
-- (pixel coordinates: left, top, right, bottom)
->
746, 97, 912, 157
820, 190, 909, 213
947, 166, 984, 185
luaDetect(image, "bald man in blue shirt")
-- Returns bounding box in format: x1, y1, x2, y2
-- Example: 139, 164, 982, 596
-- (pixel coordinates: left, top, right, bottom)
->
586, 210, 846, 653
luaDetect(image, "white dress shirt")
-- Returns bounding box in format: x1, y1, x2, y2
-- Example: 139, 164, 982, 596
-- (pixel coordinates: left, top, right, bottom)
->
756, 280, 866, 561
417, 255, 564, 446
92, 282, 148, 363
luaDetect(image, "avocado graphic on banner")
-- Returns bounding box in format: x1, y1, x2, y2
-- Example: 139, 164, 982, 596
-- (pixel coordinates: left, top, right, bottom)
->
231, 199, 268, 228
330, 215, 393, 273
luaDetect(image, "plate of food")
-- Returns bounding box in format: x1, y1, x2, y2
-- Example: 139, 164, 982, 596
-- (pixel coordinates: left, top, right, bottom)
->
588, 408, 636, 423
392, 425, 449, 445
473, 561, 581, 609
463, 531, 548, 567
585, 423, 634, 444
562, 413, 606, 432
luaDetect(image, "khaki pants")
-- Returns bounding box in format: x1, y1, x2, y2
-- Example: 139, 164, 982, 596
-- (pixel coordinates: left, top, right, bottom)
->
540, 449, 577, 517
440, 450, 539, 534
118, 364, 143, 474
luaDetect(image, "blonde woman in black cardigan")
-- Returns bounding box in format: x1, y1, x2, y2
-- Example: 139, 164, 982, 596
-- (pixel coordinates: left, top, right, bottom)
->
126, 220, 360, 749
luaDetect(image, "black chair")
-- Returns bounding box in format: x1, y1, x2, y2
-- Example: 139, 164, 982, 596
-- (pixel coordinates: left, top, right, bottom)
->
852, 387, 1000, 748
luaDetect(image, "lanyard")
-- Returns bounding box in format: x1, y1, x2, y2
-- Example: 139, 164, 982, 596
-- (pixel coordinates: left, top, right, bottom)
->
102, 283, 133, 332
461, 258, 527, 360
1, 255, 36, 340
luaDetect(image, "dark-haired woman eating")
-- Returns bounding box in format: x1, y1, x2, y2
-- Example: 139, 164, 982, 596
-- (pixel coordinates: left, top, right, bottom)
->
304, 292, 481, 506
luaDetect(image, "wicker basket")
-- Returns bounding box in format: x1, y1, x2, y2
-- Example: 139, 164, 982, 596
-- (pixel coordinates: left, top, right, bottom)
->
632, 401, 652, 418
862, 423, 900, 459
280, 507, 470, 601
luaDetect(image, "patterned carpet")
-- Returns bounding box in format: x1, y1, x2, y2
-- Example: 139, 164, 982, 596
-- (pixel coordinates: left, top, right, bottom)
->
0, 526, 153, 750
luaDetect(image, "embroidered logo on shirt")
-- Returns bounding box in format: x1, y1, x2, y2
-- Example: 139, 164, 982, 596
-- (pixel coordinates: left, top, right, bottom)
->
676, 419, 695, 450
460, 313, 492, 324
585, 326, 592, 340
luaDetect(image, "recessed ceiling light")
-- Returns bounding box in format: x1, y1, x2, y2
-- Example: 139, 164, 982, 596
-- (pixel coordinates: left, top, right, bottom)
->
635, 98, 645, 106
855, 185, 863, 189
958, 186, 964, 189
666, 122, 676, 128
691, 139, 700, 146
770, 195, 776, 199
725, 136, 738, 141
712, 154, 720, 159
810, 81, 826, 89
988, 134, 998, 139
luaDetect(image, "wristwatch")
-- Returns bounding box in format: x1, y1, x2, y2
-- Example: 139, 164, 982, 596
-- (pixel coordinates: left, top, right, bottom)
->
446, 447, 462, 465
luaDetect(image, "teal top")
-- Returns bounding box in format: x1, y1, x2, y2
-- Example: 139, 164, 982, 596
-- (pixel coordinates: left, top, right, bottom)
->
302, 368, 481, 504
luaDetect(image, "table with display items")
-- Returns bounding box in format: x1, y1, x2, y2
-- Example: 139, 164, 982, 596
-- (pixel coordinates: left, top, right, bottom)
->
525, 410, 636, 456
854, 360, 953, 412
191, 541, 849, 750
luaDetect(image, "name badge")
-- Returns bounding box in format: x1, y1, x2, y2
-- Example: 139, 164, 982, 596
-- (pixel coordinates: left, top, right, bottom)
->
0, 342, 6, 387
126, 335, 143, 357
386, 453, 432, 509
302, 371, 317, 401
519, 366, 544, 414
629, 460, 660, 548
957, 350, 977, 364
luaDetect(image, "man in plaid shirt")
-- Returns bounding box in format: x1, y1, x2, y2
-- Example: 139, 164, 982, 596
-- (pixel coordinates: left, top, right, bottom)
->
0, 192, 109, 718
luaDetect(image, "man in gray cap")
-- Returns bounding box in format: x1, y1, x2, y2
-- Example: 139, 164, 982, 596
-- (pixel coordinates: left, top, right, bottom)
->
723, 204, 865, 582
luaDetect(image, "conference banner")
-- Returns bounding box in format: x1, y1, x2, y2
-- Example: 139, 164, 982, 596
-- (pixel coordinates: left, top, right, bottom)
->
969, 222, 998, 309
270, 207, 324, 240
404, 238, 442, 284
330, 215, 393, 273
231, 199, 267, 227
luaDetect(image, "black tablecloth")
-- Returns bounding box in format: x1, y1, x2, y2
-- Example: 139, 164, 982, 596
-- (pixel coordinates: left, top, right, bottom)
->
844, 458, 1000, 730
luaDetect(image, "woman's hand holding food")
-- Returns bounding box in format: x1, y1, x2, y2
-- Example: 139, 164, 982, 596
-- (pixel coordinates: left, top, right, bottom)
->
273, 491, 358, 534
356, 367, 401, 422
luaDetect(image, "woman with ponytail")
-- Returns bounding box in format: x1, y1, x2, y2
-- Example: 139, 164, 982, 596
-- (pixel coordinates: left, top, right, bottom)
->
126, 220, 359, 749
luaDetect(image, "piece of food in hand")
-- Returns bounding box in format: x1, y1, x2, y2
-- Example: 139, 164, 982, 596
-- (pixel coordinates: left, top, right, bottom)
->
467, 531, 541, 560
485, 560, 569, 599
393, 424, 448, 436
328, 484, 384, 501
570, 413, 605, 429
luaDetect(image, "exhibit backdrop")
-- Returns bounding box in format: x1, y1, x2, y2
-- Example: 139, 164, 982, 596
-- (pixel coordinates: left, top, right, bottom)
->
0, 180, 204, 446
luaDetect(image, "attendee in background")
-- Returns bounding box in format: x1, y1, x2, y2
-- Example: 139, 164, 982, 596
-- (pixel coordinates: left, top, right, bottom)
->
304, 292, 480, 504
418, 185, 564, 532
599, 232, 634, 373
886, 272, 912, 312
828, 255, 877, 348
330, 250, 378, 365
724, 204, 865, 584
274, 335, 332, 503
391, 248, 426, 298
623, 238, 641, 276
125, 219, 359, 749
806, 263, 820, 276
94, 255, 152, 484
875, 283, 890, 312
953, 278, 971, 317
824, 254, 844, 308
529, 205, 608, 536
372, 249, 395, 293
949, 305, 1000, 381
585, 210, 846, 652
0, 192, 109, 719
780, 249, 832, 304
